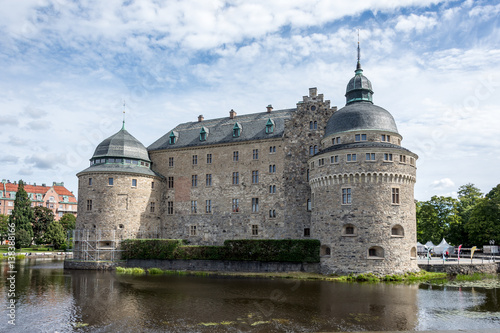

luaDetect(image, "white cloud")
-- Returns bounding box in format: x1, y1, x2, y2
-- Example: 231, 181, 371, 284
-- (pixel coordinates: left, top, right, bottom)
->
395, 14, 437, 33
431, 178, 455, 190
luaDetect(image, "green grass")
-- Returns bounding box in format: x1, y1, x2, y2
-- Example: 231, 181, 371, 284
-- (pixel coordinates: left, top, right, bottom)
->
0, 245, 64, 253
115, 267, 146, 275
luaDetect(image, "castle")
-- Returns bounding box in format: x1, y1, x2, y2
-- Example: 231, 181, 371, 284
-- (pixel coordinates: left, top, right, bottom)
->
75, 56, 419, 275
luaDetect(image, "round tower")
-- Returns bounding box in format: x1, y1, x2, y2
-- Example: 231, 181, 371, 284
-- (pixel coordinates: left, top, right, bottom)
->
75, 124, 162, 258
309, 59, 418, 275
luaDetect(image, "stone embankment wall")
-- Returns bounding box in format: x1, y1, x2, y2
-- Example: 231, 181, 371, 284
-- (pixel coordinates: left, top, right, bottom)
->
419, 263, 500, 275
64, 259, 319, 273
126, 259, 320, 273
64, 260, 118, 270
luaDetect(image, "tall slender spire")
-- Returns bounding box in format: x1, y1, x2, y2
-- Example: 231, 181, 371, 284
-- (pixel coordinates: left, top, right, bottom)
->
356, 29, 362, 71
122, 101, 126, 130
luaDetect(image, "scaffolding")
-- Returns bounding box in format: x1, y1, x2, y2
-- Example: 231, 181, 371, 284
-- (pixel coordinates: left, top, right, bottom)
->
71, 228, 162, 261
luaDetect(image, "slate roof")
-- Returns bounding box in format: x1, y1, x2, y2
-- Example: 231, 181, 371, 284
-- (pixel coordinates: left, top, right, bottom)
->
77, 163, 161, 178
148, 108, 295, 151
324, 101, 399, 138
93, 128, 151, 162
315, 142, 414, 157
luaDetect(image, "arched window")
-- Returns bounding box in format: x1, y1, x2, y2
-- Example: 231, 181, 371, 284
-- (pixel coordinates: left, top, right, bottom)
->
321, 245, 331, 256
314, 145, 318, 154
233, 123, 242, 137
391, 225, 404, 237
309, 121, 313, 130
368, 246, 384, 259
342, 224, 357, 236
313, 121, 317, 130
410, 247, 417, 258
309, 146, 314, 156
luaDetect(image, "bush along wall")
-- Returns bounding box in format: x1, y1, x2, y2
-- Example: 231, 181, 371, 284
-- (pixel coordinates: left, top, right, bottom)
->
120, 239, 320, 263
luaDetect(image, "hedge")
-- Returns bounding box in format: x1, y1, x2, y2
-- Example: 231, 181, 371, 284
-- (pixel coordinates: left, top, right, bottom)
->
120, 239, 320, 263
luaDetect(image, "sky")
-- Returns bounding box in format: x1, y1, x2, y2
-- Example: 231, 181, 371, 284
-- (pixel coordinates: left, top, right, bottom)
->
0, 0, 499, 201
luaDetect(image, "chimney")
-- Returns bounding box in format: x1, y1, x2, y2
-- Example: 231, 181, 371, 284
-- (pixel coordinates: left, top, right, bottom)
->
34, 183, 36, 186
309, 87, 317, 98
198, 115, 204, 122
42, 183, 46, 187
229, 109, 237, 119
266, 105, 273, 113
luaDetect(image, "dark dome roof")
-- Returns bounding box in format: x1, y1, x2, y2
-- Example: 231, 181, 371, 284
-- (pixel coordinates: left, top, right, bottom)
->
324, 101, 399, 137
92, 127, 150, 161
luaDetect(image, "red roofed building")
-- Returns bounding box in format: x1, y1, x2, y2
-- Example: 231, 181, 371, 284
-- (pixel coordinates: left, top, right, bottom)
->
0, 180, 77, 220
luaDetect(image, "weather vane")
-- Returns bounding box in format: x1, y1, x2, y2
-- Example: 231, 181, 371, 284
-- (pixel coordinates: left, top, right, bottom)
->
122, 100, 126, 129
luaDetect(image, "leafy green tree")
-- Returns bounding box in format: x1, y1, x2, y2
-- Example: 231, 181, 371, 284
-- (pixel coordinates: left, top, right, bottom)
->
45, 220, 66, 250
59, 213, 76, 234
465, 184, 500, 246
449, 183, 483, 246
417, 196, 459, 244
32, 206, 55, 245
0, 214, 9, 243
8, 180, 34, 248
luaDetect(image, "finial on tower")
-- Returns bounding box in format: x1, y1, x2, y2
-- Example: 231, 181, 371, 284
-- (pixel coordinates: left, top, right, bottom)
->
356, 29, 362, 71
122, 101, 126, 130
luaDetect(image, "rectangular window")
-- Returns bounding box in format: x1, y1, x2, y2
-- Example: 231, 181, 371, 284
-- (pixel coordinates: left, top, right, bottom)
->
232, 172, 239, 185
168, 157, 174, 167
381, 134, 391, 142
392, 188, 400, 204
365, 153, 376, 161
253, 149, 259, 160
86, 199, 92, 211
190, 225, 197, 236
252, 198, 259, 212
167, 201, 174, 215
304, 228, 310, 237
342, 188, 352, 204
108, 178, 114, 186
150, 202, 155, 213
269, 146, 276, 153
336, 137, 340, 144
168, 177, 174, 188
330, 155, 339, 163
232, 199, 239, 212
207, 153, 212, 164
307, 199, 312, 211
355, 134, 367, 141
384, 153, 393, 161
88, 178, 92, 186
346, 154, 357, 162
132, 179, 137, 187
205, 200, 212, 213
400, 155, 406, 163
151, 181, 154, 189
191, 201, 197, 214
233, 151, 239, 161
269, 165, 276, 173
269, 210, 276, 218
269, 185, 276, 194
252, 170, 259, 184
252, 224, 259, 236
192, 155, 198, 165
206, 174, 212, 186
192, 175, 198, 187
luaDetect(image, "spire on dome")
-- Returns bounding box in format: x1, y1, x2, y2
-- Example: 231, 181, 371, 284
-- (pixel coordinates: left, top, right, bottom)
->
122, 101, 126, 130
356, 29, 362, 72
345, 32, 374, 105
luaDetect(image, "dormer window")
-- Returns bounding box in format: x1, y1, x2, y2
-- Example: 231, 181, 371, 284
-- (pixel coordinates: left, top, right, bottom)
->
233, 123, 242, 137
199, 127, 208, 141
169, 131, 178, 145
266, 118, 275, 134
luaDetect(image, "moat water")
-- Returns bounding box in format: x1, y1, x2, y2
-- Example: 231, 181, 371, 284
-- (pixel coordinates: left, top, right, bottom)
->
1, 259, 500, 332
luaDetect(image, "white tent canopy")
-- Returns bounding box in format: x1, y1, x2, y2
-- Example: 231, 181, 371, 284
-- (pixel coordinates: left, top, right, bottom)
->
433, 238, 455, 255
417, 242, 426, 252
424, 241, 435, 248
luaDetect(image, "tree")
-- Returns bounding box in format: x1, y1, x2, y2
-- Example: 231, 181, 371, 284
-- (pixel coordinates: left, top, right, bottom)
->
465, 184, 500, 246
8, 180, 34, 248
0, 214, 9, 243
417, 196, 460, 244
32, 206, 55, 245
59, 213, 76, 234
450, 183, 484, 246
45, 220, 66, 250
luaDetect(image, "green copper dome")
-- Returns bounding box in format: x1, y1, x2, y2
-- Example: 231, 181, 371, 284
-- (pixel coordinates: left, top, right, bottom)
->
345, 63, 373, 105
